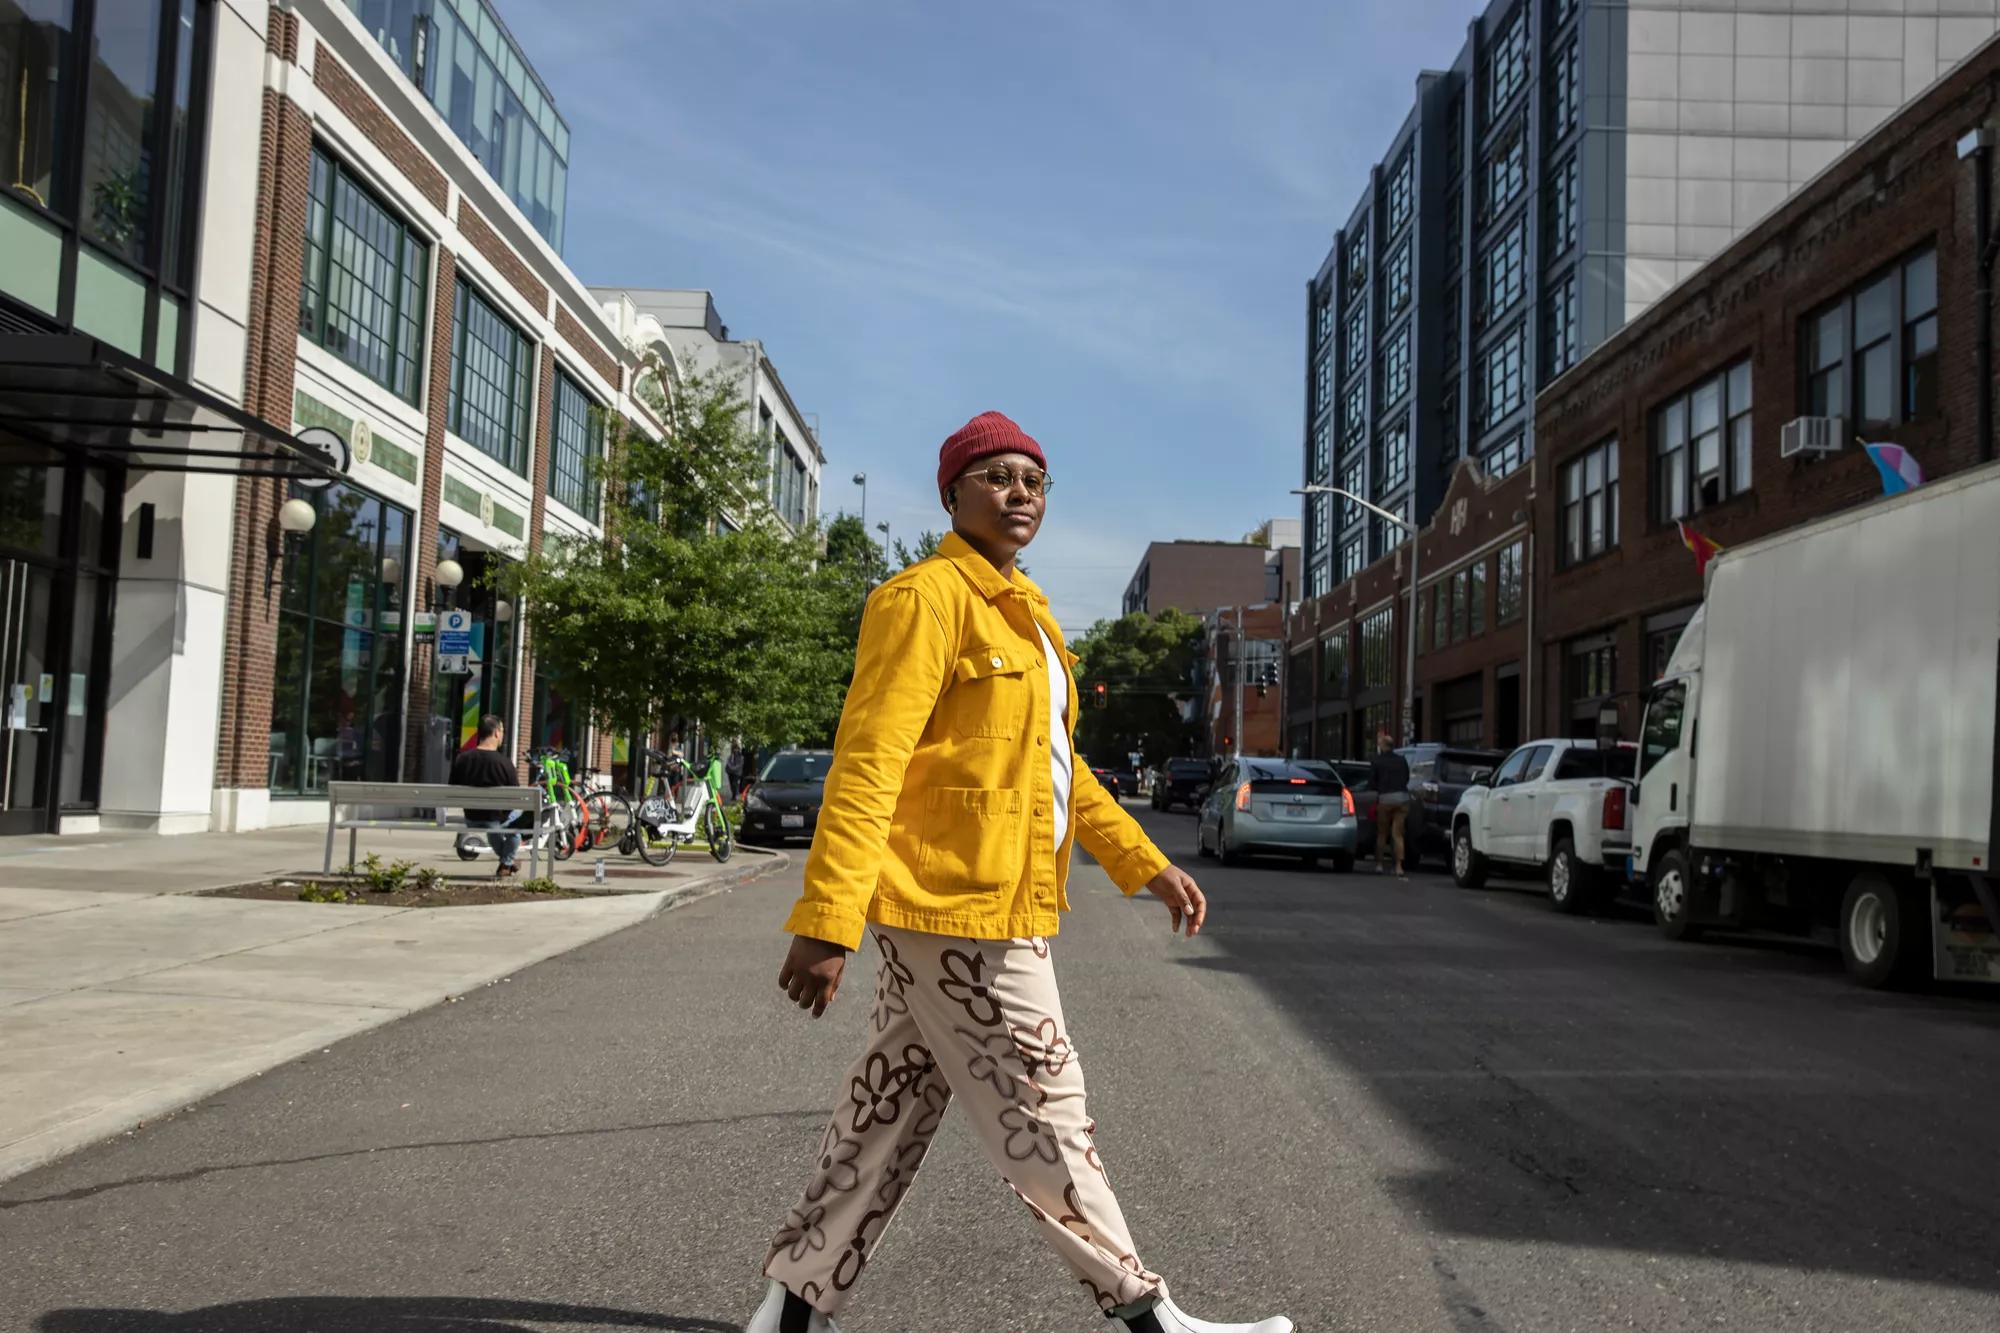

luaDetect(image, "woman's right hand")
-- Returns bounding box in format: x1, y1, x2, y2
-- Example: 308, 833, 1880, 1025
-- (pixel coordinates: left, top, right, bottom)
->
779, 935, 848, 1017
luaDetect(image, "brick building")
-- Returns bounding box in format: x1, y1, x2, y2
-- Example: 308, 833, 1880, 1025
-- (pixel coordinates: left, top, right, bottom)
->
1536, 32, 1999, 742
1287, 32, 2000, 760
1122, 530, 1301, 619
1204, 603, 1286, 758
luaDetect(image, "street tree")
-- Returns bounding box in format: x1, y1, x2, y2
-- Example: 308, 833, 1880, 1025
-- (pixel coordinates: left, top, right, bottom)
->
1066, 608, 1206, 767
499, 365, 852, 756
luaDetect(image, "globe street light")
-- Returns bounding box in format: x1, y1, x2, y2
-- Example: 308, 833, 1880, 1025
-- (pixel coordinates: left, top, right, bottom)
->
852, 472, 868, 530
1295, 484, 1419, 746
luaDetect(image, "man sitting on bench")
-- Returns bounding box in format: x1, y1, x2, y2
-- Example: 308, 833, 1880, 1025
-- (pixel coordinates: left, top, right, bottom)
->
452, 714, 522, 879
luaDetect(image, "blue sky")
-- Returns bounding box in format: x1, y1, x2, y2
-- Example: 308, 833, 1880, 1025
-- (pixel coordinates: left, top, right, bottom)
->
501, 0, 1478, 632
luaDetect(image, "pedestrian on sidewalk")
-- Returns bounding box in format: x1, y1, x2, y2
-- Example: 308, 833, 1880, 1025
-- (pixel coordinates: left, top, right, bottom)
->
451, 715, 522, 879
750, 412, 1292, 1333
1369, 729, 1412, 880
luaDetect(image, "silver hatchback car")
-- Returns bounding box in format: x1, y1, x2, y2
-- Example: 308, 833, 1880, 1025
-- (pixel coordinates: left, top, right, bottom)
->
1195, 758, 1360, 871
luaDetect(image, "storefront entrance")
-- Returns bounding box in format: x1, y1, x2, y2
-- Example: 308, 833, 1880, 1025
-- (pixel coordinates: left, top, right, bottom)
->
0, 449, 117, 833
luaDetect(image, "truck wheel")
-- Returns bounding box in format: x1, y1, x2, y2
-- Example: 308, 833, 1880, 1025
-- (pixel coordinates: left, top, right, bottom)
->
1651, 848, 1702, 940
1451, 824, 1488, 888
1839, 873, 1928, 989
1548, 838, 1592, 915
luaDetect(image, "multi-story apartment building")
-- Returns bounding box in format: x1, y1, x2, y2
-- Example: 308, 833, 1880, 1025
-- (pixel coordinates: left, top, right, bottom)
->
593, 288, 823, 535
1286, 30, 2000, 761
1299, 0, 2000, 603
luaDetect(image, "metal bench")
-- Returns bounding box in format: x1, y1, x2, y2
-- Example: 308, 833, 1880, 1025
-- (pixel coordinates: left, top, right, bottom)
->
325, 781, 551, 879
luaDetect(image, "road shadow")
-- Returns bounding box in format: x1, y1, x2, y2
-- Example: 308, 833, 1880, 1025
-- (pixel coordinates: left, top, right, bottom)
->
36, 1296, 739, 1332
1184, 866, 2000, 1296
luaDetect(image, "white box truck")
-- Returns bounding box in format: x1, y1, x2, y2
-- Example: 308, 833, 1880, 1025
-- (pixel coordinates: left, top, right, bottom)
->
1628, 461, 2000, 987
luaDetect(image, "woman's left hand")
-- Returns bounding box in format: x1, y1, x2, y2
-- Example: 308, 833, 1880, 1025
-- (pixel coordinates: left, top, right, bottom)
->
1144, 865, 1207, 937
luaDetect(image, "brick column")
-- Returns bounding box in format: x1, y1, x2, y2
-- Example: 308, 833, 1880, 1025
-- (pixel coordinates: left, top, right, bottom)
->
512, 343, 558, 779
214, 73, 313, 800
401, 249, 458, 780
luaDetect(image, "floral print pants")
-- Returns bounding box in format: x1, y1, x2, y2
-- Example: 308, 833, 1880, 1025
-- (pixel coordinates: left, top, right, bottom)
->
764, 925, 1165, 1316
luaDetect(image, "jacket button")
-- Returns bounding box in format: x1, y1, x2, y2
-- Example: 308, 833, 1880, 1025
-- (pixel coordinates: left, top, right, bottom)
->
1036, 657, 1046, 667
1036, 736, 1046, 747
990, 655, 1004, 668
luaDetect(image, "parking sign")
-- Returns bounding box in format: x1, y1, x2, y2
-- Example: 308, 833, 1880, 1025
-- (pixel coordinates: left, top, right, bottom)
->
437, 608, 473, 674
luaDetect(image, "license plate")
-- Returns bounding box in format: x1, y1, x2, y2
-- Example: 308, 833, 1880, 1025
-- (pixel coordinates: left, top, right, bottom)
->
1279, 805, 1311, 819
781, 814, 806, 828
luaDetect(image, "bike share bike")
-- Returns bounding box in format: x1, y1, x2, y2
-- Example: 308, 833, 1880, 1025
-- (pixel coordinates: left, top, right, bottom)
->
626, 746, 733, 866
454, 747, 633, 865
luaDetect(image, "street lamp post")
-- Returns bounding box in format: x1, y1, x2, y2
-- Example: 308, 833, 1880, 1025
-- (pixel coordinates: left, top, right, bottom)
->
852, 472, 868, 531
1294, 484, 1420, 746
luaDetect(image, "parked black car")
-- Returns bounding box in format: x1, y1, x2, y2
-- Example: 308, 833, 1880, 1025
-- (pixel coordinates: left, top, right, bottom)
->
1401, 743, 1505, 864
1087, 763, 1137, 801
740, 750, 833, 843
1150, 757, 1214, 811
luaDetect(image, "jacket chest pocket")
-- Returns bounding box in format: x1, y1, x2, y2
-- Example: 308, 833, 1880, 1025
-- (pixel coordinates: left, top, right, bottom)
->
948, 647, 1032, 740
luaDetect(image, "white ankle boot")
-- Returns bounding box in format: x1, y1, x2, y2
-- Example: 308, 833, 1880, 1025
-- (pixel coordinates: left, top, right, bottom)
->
1126, 1294, 1294, 1333
745, 1278, 842, 1333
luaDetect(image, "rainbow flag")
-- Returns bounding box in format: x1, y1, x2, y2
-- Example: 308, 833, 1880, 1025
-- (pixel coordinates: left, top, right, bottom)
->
1863, 442, 1925, 496
1678, 520, 1724, 577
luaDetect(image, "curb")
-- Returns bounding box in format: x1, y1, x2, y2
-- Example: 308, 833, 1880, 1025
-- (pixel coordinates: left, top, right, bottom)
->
0, 850, 794, 1188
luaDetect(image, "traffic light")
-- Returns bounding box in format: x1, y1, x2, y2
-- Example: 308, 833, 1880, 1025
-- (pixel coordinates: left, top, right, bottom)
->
1255, 662, 1278, 698
1091, 681, 1108, 709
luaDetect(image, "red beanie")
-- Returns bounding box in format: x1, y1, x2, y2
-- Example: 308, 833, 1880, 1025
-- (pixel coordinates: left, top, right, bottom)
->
937, 411, 1047, 500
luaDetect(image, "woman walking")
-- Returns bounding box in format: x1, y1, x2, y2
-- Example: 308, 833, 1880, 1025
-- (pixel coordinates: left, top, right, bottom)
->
748, 412, 1292, 1333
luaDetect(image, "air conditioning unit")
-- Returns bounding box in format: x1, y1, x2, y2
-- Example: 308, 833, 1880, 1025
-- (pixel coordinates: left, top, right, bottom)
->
1779, 416, 1845, 459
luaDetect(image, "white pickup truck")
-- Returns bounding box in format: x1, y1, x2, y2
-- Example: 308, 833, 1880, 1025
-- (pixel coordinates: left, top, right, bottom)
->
1450, 738, 1636, 912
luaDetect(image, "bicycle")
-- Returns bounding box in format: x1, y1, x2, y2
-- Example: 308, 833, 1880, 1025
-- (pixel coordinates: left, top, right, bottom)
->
573, 765, 634, 859
629, 747, 733, 865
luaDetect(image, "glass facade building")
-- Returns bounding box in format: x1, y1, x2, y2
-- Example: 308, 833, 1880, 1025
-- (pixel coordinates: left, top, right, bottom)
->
340, 0, 570, 250
1300, 0, 2000, 601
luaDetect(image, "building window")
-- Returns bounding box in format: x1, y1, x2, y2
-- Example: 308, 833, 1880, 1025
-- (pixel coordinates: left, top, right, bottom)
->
1477, 322, 1528, 431
1802, 247, 1938, 428
269, 481, 410, 796
1345, 233, 1368, 295
1360, 609, 1393, 689
449, 282, 534, 473
1482, 218, 1526, 320
1430, 582, 1448, 652
1445, 93, 1466, 179
1566, 633, 1617, 736
1361, 701, 1393, 750
1308, 562, 1331, 600
401, 0, 571, 249
1497, 541, 1524, 623
548, 369, 603, 521
1549, 34, 1579, 140
1444, 278, 1463, 371
1484, 434, 1525, 479
299, 146, 430, 403
1381, 328, 1411, 404
1445, 189, 1464, 270
1340, 536, 1365, 583
1560, 439, 1620, 565
1387, 150, 1414, 236
1385, 238, 1412, 317
1310, 490, 1331, 553
1315, 287, 1335, 348
1547, 152, 1578, 255
1645, 605, 1699, 683
1371, 499, 1407, 559
1380, 424, 1409, 490
1654, 358, 1752, 523
1545, 270, 1579, 377
1322, 632, 1349, 694
1343, 306, 1367, 377
1340, 461, 1365, 529
1551, 0, 1577, 28
1486, 6, 1529, 119
1343, 382, 1367, 449
1469, 559, 1487, 636
1310, 422, 1330, 481
1314, 356, 1332, 415
1485, 122, 1527, 216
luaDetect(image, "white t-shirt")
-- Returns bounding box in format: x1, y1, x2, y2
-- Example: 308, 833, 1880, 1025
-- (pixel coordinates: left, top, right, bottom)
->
1037, 626, 1073, 853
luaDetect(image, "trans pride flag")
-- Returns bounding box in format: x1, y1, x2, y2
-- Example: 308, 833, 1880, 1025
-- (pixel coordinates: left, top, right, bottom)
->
1863, 442, 1925, 496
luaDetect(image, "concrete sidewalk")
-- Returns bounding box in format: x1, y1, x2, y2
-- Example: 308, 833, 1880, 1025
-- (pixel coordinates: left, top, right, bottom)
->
0, 824, 789, 1184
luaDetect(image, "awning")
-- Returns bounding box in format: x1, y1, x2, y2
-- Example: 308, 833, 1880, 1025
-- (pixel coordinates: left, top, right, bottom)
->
0, 333, 345, 481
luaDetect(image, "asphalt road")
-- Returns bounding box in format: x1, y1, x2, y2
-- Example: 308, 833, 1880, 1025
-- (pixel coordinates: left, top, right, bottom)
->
4, 804, 1999, 1332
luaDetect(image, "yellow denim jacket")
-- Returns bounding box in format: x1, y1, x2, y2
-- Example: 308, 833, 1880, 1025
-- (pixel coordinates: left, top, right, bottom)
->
786, 532, 1170, 951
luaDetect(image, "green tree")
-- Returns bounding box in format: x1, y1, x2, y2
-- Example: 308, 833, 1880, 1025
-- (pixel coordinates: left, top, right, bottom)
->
892, 530, 944, 568
1066, 608, 1206, 767
500, 365, 853, 754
